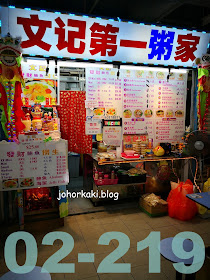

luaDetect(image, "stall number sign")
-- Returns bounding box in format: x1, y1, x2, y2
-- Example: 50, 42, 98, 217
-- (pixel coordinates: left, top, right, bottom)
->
1, 7, 210, 66
0, 140, 69, 191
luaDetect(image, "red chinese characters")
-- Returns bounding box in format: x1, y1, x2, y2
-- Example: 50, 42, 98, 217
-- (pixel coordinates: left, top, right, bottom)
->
90, 23, 119, 56
16, 13, 203, 64
174, 33, 200, 62
17, 15, 52, 51
55, 17, 86, 54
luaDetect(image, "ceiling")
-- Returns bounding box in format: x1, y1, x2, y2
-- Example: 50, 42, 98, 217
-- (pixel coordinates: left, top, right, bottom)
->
1, 0, 210, 31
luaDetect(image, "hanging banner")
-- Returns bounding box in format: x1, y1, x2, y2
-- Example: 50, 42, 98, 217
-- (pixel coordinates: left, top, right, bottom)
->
1, 7, 209, 67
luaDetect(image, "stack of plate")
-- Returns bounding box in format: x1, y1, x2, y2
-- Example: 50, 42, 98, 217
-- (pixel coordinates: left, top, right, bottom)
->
140, 143, 147, 156
133, 140, 141, 154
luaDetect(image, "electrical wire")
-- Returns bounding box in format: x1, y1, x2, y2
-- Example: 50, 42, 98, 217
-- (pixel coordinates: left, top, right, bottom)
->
193, 157, 201, 193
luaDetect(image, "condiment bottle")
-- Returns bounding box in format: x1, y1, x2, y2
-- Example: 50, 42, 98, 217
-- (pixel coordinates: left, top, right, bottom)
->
148, 138, 153, 149
111, 170, 115, 179
104, 174, 109, 179
95, 171, 99, 179
99, 172, 103, 180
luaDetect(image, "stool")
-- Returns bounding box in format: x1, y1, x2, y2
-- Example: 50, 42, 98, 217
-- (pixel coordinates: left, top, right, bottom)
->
160, 238, 196, 280
0, 266, 51, 280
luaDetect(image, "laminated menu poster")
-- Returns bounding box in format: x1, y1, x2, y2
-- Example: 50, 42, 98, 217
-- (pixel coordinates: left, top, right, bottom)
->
0, 140, 69, 191
22, 79, 57, 106
103, 126, 122, 146
21, 60, 57, 105
122, 69, 187, 145
86, 68, 123, 120
85, 120, 102, 135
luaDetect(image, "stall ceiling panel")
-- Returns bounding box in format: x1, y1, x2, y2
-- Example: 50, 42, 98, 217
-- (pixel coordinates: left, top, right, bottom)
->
1, 0, 210, 30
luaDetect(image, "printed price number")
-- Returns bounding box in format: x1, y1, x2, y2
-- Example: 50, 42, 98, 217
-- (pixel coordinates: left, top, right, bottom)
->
4, 231, 205, 274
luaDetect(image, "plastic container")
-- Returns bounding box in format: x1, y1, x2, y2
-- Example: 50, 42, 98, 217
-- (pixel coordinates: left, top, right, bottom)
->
124, 150, 136, 156
98, 141, 107, 152
117, 171, 129, 184
128, 173, 147, 183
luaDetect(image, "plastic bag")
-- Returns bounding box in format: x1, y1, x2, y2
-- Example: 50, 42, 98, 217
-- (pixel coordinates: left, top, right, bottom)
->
167, 179, 197, 221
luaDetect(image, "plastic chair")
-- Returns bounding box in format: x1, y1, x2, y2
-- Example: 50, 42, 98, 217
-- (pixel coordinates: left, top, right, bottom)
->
0, 266, 51, 280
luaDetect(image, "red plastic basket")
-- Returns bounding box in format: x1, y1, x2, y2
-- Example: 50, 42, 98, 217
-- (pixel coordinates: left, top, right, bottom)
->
94, 178, 118, 186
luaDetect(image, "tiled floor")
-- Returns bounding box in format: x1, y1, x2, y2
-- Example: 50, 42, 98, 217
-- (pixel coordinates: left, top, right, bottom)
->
0, 208, 210, 280
67, 177, 139, 214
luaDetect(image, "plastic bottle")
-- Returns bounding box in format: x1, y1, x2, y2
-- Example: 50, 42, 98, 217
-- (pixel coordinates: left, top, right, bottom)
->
111, 170, 115, 179
99, 172, 103, 180
95, 171, 99, 179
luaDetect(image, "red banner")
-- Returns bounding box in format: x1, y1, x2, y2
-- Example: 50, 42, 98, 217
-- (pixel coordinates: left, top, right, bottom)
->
58, 91, 92, 154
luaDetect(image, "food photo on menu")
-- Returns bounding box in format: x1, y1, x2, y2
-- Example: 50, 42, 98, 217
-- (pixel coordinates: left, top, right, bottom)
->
0, 3, 210, 280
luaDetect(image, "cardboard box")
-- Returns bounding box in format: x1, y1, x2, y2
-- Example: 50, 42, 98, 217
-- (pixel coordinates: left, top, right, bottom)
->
139, 195, 168, 217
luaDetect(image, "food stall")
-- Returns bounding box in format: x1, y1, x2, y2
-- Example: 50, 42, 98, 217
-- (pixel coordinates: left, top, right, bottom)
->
0, 6, 210, 216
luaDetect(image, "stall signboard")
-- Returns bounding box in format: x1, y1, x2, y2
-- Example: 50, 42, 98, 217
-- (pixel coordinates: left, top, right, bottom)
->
1, 7, 209, 67
0, 140, 69, 191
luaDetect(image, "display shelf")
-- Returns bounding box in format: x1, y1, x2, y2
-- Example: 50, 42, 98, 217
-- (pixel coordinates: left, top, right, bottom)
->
94, 155, 196, 165
95, 182, 146, 188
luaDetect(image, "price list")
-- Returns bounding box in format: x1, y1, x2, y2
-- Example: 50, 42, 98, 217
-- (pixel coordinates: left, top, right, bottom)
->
155, 118, 185, 143
86, 68, 122, 108
0, 140, 69, 191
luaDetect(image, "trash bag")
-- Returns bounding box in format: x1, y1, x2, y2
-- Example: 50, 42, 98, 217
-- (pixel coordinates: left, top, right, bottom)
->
167, 179, 197, 221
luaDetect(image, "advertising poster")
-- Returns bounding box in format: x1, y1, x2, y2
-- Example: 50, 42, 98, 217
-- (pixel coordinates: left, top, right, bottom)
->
22, 79, 57, 106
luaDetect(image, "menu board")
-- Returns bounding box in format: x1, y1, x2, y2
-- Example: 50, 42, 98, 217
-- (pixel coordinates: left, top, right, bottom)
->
86, 67, 187, 144
86, 68, 123, 119
122, 69, 187, 144
0, 140, 69, 191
